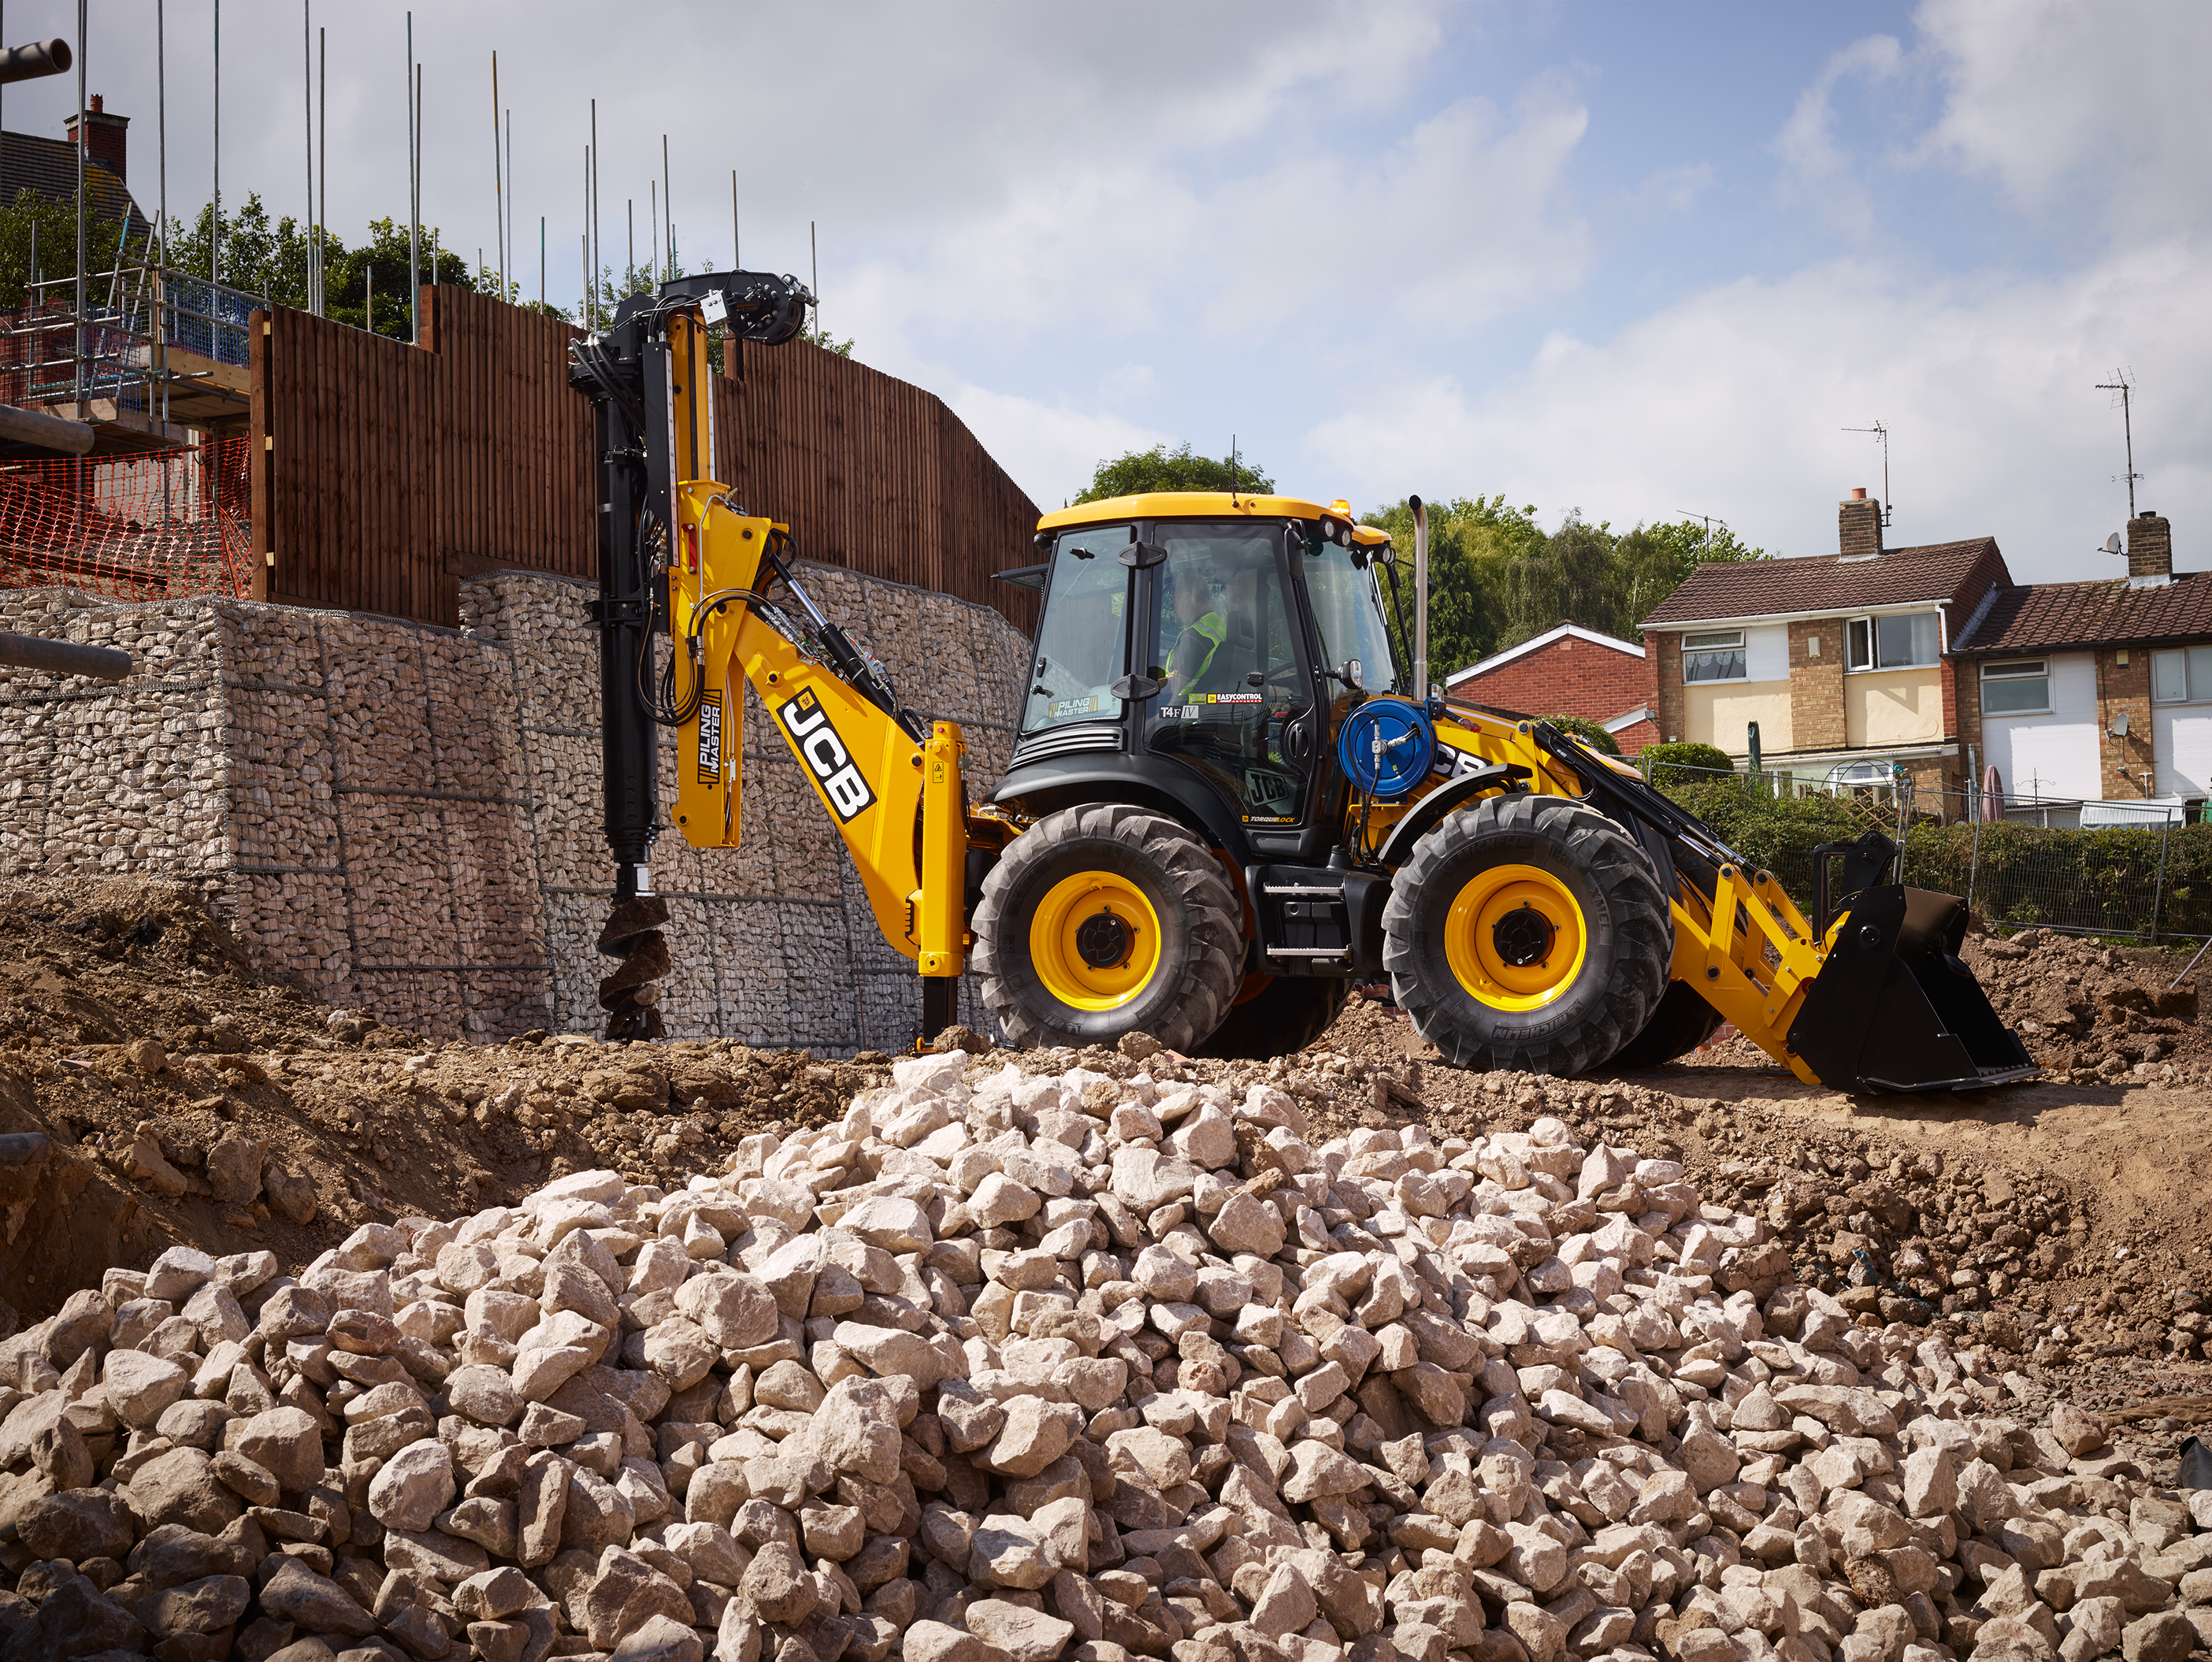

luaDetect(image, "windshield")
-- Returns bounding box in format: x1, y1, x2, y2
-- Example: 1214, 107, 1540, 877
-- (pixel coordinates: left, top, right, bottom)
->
1305, 541, 1402, 696
1022, 523, 1131, 733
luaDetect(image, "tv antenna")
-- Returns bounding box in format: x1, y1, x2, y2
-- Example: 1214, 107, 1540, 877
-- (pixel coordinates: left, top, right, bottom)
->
2095, 370, 2141, 518
1675, 511, 1731, 558
1842, 421, 1892, 527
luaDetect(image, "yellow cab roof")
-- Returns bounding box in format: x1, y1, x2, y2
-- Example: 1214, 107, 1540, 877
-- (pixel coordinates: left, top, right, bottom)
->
1038, 492, 1347, 531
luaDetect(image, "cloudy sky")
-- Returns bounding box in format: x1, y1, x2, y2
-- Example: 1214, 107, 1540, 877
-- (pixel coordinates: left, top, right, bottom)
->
7, 0, 2205, 581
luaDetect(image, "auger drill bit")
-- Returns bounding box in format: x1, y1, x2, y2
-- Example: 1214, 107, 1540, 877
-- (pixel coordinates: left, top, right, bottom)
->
598, 894, 671, 1041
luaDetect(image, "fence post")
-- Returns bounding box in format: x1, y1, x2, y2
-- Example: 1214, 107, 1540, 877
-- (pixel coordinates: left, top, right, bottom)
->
2151, 820, 2170, 947
1967, 808, 1982, 919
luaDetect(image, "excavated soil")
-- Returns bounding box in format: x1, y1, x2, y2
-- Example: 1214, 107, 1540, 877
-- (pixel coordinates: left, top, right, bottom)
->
0, 877, 891, 1332
6, 878, 2209, 1471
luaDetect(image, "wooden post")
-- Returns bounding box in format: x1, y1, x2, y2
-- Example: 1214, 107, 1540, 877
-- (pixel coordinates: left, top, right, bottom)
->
248, 307, 271, 602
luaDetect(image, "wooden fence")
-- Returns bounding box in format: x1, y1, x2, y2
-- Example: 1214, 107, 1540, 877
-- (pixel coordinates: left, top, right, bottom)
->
249, 288, 1038, 632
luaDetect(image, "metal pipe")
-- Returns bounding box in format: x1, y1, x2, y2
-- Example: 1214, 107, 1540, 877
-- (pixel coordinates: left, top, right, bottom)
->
72, 0, 84, 406
212, 0, 220, 284
317, 24, 326, 316
1409, 493, 1429, 698
0, 631, 130, 679
0, 38, 69, 82
406, 13, 418, 343
0, 401, 94, 453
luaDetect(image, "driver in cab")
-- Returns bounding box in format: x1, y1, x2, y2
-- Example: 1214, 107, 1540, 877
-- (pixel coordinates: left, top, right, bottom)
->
1164, 566, 1227, 701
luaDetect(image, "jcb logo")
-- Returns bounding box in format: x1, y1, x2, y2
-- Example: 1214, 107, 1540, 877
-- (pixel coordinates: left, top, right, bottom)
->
778, 688, 877, 822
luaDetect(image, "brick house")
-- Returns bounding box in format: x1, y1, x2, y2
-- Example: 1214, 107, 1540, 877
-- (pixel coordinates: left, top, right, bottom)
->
1950, 510, 2212, 815
1444, 621, 1658, 755
1639, 490, 2011, 796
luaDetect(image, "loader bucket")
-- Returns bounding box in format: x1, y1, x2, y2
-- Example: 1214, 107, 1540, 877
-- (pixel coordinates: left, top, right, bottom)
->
1786, 884, 2038, 1093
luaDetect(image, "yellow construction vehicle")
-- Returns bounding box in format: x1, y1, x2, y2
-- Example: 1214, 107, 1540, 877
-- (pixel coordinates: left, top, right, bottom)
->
573, 277, 2032, 1093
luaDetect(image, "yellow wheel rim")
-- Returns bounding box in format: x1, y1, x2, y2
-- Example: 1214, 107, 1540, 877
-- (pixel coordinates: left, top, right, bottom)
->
1029, 871, 1163, 1011
1442, 862, 1588, 1011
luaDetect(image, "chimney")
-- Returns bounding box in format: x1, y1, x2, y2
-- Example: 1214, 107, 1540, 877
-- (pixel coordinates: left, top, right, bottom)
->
2127, 512, 2172, 580
1839, 487, 1884, 561
64, 95, 128, 184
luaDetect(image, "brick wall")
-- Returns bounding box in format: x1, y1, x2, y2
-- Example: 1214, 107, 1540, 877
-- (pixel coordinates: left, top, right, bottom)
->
1453, 630, 1657, 754
1649, 633, 1684, 745
2096, 647, 2155, 799
1956, 665, 1984, 796
1787, 619, 1847, 752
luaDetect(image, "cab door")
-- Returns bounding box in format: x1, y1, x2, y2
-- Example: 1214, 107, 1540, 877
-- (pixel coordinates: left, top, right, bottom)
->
1141, 521, 1320, 830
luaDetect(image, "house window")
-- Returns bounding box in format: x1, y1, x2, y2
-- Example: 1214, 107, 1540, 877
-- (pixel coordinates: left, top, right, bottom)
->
1681, 629, 1746, 683
1980, 658, 2051, 716
2151, 646, 2212, 703
1846, 611, 1939, 670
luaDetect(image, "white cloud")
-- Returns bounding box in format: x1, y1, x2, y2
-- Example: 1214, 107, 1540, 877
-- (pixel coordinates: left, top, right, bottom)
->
1770, 35, 1905, 238
1913, 0, 2212, 236
941, 384, 1166, 514
1303, 240, 2212, 584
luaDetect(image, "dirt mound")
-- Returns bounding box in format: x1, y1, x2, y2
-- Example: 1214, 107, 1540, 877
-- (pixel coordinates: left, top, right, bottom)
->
1677, 927, 2211, 1085
0, 877, 889, 1328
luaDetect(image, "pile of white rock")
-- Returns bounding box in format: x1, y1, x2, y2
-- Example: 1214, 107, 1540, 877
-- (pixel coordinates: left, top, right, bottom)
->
0, 1043, 2206, 1662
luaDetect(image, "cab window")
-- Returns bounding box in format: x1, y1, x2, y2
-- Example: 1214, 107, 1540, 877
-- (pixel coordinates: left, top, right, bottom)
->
1021, 525, 1130, 733
1305, 541, 1402, 696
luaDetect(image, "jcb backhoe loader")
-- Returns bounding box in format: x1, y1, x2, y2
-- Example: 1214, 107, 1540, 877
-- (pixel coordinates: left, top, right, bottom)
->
571, 274, 2033, 1094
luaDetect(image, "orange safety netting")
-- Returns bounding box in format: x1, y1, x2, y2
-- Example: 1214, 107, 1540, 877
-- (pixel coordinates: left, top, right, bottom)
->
0, 436, 254, 603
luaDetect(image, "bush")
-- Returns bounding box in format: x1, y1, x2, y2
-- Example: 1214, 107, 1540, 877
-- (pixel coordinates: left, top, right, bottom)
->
1641, 741, 1734, 789
1657, 784, 1868, 907
1540, 715, 1620, 757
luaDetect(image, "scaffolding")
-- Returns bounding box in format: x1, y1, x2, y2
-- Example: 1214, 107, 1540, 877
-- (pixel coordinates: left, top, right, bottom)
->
0, 255, 262, 453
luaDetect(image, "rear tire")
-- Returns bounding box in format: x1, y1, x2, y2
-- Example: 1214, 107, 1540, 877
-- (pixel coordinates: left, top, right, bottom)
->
1197, 976, 1349, 1060
974, 804, 1242, 1052
1382, 795, 1670, 1074
1605, 980, 1725, 1070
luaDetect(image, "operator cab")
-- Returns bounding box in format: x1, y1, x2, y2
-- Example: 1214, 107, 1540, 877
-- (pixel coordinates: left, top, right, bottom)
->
1004, 492, 1408, 862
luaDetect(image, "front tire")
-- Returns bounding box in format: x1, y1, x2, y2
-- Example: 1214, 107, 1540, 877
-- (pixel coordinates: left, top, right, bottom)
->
1382, 795, 1670, 1074
974, 805, 1242, 1052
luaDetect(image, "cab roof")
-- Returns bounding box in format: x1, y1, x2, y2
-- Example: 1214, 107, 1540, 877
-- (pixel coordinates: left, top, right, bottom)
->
1038, 492, 1346, 531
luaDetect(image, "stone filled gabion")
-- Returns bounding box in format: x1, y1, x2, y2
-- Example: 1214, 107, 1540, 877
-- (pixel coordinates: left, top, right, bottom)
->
0, 567, 1030, 1052
1, 1052, 2206, 1662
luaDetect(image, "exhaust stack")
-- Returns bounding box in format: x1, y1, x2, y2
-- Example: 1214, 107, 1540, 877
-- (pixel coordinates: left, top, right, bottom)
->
1410, 494, 1429, 697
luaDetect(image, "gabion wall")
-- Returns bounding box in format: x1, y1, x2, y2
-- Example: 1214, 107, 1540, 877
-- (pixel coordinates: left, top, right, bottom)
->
0, 569, 1029, 1051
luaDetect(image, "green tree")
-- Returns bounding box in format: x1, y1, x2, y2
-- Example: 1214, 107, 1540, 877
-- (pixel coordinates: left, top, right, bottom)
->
0, 188, 141, 310
1500, 511, 1623, 646
1613, 519, 1766, 632
1363, 495, 1546, 677
162, 196, 477, 328
1074, 443, 1274, 505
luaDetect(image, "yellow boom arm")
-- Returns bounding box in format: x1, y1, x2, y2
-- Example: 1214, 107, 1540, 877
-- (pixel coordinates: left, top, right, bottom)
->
662, 477, 969, 980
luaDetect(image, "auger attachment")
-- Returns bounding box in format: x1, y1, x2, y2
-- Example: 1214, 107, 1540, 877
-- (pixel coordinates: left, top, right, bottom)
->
598, 894, 672, 1041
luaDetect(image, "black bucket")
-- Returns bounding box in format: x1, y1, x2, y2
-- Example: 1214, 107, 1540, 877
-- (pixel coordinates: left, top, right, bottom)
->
1788, 882, 2038, 1093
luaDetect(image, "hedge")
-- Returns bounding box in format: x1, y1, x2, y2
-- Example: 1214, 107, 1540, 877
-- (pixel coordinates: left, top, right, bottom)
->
1641, 742, 1734, 788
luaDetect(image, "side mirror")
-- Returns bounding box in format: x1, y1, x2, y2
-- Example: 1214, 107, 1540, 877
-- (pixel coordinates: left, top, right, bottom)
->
1343, 659, 1363, 691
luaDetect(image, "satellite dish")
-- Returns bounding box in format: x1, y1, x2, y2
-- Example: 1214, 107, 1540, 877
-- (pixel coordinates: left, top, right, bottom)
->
2105, 532, 2124, 555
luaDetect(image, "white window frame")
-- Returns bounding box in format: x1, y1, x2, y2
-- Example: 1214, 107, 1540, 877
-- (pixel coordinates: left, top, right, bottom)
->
1681, 629, 1746, 684
1846, 611, 1940, 673
1979, 658, 2052, 717
2151, 646, 2212, 706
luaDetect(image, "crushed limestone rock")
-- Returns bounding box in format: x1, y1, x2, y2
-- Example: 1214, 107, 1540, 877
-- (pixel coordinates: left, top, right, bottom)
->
2, 1049, 2208, 1662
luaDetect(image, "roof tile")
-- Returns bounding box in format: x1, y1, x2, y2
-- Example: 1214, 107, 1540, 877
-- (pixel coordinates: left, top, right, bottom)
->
1951, 571, 2212, 654
1640, 538, 2002, 628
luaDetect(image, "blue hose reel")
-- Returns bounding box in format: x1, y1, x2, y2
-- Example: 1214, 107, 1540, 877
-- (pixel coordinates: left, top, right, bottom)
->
1336, 697, 1436, 799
